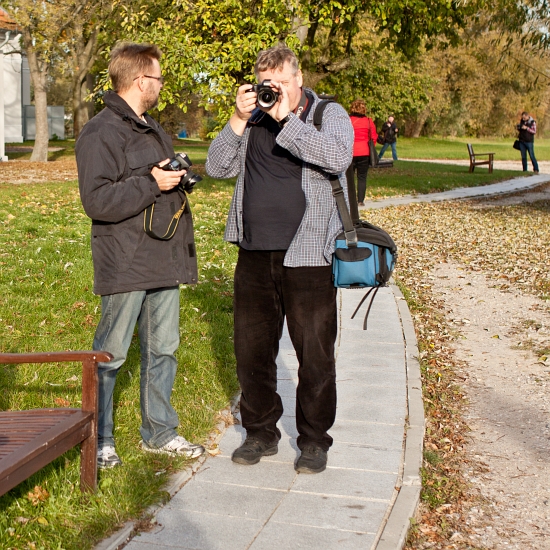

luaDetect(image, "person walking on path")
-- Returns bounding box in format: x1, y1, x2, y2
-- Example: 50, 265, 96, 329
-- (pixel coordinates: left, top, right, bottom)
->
76, 42, 205, 470
378, 115, 399, 161
206, 44, 353, 474
349, 98, 377, 206
517, 111, 539, 174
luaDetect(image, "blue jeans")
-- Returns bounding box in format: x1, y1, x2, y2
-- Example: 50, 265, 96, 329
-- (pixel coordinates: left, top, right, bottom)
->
519, 141, 539, 172
93, 287, 180, 448
379, 141, 398, 160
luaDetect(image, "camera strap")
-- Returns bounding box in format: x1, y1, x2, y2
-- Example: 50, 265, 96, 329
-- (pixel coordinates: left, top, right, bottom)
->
143, 196, 187, 240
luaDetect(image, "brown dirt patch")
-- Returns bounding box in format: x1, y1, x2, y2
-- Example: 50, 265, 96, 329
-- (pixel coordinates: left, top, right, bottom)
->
430, 262, 550, 548
0, 159, 78, 185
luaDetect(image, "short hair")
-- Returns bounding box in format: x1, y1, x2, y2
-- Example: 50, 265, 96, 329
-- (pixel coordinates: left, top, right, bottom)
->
254, 43, 299, 79
109, 42, 162, 93
521, 111, 528, 116
350, 99, 366, 116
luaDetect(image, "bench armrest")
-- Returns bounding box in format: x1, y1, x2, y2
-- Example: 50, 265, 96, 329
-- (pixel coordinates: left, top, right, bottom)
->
0, 351, 112, 364
0, 351, 112, 413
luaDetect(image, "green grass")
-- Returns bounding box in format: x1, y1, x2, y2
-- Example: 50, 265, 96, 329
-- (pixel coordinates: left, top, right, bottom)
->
0, 176, 239, 549
9, 134, 547, 163
366, 161, 521, 198
393, 136, 550, 161
4, 138, 210, 163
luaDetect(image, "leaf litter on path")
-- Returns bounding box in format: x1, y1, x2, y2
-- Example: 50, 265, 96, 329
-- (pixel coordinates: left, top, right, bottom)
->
364, 190, 550, 549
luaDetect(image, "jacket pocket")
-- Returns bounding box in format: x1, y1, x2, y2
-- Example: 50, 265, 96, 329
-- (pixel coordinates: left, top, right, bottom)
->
92, 223, 139, 273
127, 148, 164, 172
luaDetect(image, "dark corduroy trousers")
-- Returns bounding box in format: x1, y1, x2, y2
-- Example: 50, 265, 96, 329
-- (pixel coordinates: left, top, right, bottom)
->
233, 248, 338, 451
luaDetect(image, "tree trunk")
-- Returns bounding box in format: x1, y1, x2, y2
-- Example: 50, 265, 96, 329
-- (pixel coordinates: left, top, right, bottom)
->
72, 77, 89, 139
405, 107, 431, 138
22, 28, 49, 162
70, 25, 99, 139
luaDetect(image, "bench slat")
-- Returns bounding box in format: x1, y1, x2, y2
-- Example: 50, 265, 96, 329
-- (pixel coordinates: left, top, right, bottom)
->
0, 409, 93, 496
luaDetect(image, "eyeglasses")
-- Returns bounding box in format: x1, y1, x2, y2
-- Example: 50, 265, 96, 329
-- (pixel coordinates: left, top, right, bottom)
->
133, 75, 165, 84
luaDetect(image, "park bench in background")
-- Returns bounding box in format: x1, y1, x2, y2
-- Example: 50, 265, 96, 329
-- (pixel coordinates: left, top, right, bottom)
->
467, 143, 494, 173
0, 351, 112, 497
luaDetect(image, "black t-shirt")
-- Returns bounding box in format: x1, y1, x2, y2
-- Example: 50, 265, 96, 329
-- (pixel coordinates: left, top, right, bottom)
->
241, 96, 312, 251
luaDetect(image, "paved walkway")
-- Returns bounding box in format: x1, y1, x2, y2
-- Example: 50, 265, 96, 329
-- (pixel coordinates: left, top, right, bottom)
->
362, 171, 550, 210
96, 175, 550, 550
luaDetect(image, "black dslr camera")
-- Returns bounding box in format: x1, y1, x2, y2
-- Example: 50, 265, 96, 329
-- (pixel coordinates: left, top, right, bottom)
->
250, 80, 279, 109
161, 153, 202, 193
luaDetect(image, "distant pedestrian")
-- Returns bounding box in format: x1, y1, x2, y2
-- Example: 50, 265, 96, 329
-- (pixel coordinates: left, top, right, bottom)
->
349, 99, 377, 206
378, 116, 399, 161
516, 111, 539, 174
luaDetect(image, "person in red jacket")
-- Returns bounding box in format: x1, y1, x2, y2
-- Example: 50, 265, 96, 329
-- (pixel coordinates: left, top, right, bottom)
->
348, 99, 377, 206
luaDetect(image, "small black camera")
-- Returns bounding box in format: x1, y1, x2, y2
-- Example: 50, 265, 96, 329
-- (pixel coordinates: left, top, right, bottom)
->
250, 80, 279, 109
161, 153, 202, 193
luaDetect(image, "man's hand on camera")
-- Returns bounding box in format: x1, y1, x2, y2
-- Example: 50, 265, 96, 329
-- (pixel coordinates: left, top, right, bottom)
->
151, 159, 185, 191
230, 84, 257, 135
262, 80, 290, 124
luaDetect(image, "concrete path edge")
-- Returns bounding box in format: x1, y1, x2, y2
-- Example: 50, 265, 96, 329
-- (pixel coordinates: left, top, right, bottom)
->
374, 284, 425, 549
94, 397, 241, 550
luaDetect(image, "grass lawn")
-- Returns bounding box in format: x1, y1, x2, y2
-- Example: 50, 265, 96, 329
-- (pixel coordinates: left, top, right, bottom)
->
393, 136, 550, 161
5, 139, 210, 164
366, 161, 521, 198
0, 176, 239, 549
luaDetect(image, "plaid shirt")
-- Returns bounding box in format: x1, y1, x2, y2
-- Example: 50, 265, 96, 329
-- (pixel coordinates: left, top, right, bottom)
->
205, 91, 354, 267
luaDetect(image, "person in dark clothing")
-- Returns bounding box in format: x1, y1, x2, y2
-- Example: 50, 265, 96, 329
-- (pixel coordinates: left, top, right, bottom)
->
76, 42, 204, 470
349, 98, 377, 206
206, 44, 353, 474
378, 116, 399, 161
517, 111, 539, 173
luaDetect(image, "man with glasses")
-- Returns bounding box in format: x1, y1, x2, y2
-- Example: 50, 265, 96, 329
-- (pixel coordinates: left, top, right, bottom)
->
206, 44, 353, 474
76, 42, 204, 469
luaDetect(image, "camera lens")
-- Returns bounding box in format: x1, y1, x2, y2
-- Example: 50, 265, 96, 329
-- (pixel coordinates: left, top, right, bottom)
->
261, 92, 273, 103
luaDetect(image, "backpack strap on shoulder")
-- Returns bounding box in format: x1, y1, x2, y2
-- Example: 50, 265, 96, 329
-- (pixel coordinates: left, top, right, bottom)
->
313, 99, 335, 131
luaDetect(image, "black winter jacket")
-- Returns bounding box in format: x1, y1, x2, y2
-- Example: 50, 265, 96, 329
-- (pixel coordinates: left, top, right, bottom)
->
517, 117, 536, 143
382, 121, 398, 144
76, 91, 197, 296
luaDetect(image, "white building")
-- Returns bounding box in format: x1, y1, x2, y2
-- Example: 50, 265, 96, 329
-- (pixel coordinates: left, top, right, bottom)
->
1, 8, 28, 160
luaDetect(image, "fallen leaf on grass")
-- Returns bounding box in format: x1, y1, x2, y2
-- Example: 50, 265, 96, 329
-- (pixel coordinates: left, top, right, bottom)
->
54, 397, 71, 407
27, 486, 49, 505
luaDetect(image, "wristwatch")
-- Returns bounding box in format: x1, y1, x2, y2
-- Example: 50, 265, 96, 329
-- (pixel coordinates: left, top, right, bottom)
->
278, 113, 292, 128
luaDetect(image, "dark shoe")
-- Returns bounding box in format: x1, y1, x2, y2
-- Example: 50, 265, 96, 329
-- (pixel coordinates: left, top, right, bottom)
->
534, 170, 539, 174
231, 436, 278, 465
295, 444, 327, 474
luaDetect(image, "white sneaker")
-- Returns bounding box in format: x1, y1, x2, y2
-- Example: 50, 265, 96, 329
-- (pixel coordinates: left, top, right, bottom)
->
140, 435, 205, 458
97, 445, 122, 469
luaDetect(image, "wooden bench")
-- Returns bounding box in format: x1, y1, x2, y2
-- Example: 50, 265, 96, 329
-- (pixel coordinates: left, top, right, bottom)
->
467, 143, 494, 173
0, 351, 112, 496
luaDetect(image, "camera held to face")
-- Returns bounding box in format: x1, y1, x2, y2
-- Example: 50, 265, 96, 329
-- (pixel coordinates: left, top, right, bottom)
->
161, 153, 202, 193
250, 80, 279, 109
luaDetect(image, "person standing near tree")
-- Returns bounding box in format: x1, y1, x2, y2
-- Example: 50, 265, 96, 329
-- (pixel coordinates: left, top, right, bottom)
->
349, 99, 377, 207
378, 115, 399, 161
76, 42, 205, 469
206, 43, 353, 474
516, 111, 539, 174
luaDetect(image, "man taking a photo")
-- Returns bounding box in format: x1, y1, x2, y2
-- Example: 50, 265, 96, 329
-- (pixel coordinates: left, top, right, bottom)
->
206, 43, 353, 474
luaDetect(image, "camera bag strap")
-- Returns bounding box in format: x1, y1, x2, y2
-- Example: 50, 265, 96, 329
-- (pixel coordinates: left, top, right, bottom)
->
314, 98, 390, 329
143, 195, 187, 240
